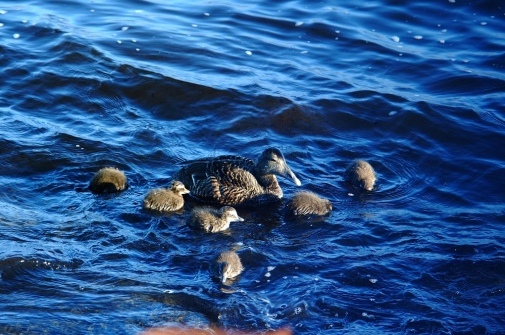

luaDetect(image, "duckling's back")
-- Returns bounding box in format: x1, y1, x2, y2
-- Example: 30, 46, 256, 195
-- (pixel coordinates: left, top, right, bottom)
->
187, 207, 220, 232
286, 191, 332, 216
143, 188, 184, 212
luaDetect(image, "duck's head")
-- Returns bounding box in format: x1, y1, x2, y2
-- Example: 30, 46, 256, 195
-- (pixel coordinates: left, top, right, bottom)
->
220, 206, 244, 223
352, 160, 376, 191
361, 178, 376, 191
256, 148, 301, 186
170, 180, 190, 195
219, 262, 234, 284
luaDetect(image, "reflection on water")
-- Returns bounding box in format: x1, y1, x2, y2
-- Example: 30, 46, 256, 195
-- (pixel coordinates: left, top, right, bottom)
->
0, 0, 504, 334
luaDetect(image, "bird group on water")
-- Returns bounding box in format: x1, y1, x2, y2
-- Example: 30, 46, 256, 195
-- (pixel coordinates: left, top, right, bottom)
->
89, 147, 377, 285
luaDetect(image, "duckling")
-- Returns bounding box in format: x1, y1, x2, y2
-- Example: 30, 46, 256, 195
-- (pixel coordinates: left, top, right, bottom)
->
143, 181, 189, 212
344, 160, 377, 191
211, 250, 243, 285
285, 191, 332, 216
89, 167, 127, 194
173, 147, 301, 206
187, 206, 243, 232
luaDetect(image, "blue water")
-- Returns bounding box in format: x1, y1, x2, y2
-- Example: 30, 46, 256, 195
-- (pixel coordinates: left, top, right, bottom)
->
1, 0, 504, 334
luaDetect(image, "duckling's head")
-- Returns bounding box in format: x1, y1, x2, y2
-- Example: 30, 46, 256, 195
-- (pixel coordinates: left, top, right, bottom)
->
355, 160, 376, 191
218, 262, 236, 284
361, 179, 375, 192
256, 148, 301, 186
220, 206, 244, 223
324, 199, 333, 211
170, 180, 190, 195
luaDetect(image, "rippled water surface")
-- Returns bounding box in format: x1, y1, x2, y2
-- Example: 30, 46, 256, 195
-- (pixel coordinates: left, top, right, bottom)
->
1, 0, 504, 334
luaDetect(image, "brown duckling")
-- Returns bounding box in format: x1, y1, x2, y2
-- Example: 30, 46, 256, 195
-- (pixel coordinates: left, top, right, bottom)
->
89, 167, 127, 194
344, 160, 377, 191
187, 206, 243, 232
143, 181, 189, 212
211, 250, 244, 285
285, 191, 332, 216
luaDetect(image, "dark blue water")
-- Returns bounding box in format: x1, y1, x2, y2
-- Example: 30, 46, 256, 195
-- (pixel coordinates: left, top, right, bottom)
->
1, 0, 504, 334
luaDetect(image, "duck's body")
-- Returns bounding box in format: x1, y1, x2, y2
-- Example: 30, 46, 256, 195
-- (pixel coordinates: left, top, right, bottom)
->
143, 181, 189, 212
187, 206, 243, 232
285, 191, 332, 217
344, 160, 377, 191
173, 148, 301, 207
211, 250, 243, 285
89, 167, 127, 194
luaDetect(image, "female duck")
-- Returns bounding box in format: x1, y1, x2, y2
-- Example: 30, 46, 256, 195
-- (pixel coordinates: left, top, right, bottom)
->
344, 160, 377, 191
187, 206, 243, 232
143, 181, 189, 212
89, 167, 127, 194
211, 250, 244, 285
173, 148, 301, 206
285, 191, 332, 217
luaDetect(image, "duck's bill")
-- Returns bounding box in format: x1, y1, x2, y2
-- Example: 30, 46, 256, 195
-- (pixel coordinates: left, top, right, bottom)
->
284, 167, 301, 186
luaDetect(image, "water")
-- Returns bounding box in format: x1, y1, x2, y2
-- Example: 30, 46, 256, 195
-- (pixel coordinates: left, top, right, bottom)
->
0, 0, 504, 334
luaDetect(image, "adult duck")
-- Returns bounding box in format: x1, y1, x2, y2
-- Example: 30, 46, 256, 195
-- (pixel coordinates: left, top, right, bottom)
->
173, 148, 301, 206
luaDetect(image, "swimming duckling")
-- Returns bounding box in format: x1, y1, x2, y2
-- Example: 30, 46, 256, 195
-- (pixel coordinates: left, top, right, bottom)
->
344, 160, 377, 191
211, 250, 243, 285
187, 206, 243, 232
89, 167, 127, 194
285, 191, 332, 216
173, 147, 301, 206
143, 181, 189, 212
